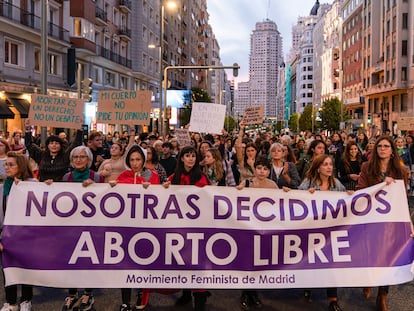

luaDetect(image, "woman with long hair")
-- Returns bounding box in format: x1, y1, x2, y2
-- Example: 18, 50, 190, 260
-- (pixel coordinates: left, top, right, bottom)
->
356, 136, 410, 311
337, 141, 365, 190
144, 145, 167, 183
202, 148, 235, 186
235, 122, 258, 182
298, 154, 346, 311
0, 152, 37, 311
164, 146, 211, 311
296, 139, 328, 180
268, 143, 301, 189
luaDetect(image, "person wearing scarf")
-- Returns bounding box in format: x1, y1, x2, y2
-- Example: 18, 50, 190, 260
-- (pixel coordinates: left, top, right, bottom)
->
60, 146, 103, 311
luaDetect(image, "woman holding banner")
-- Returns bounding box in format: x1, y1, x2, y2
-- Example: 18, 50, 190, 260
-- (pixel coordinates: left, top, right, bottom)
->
296, 154, 346, 311
356, 135, 410, 311
1, 152, 37, 311
60, 146, 104, 311
163, 145, 211, 311
113, 145, 160, 311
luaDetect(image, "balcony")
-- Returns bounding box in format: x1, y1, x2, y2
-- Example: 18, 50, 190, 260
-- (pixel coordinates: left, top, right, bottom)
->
119, 0, 132, 13
95, 7, 108, 26
118, 26, 131, 41
0, 2, 69, 42
97, 45, 131, 68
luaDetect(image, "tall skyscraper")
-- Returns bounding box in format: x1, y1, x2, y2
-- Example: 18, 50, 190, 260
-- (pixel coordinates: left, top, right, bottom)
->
249, 19, 283, 118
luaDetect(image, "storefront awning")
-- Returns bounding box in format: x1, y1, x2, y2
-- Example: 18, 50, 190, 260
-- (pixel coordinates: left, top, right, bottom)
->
6, 97, 30, 118
0, 99, 15, 119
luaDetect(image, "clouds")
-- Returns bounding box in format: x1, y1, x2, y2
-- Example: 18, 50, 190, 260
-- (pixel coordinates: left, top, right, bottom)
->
207, 0, 324, 82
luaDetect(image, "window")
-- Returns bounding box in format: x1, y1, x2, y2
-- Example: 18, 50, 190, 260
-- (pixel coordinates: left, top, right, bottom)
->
120, 76, 128, 89
34, 49, 41, 71
48, 53, 61, 75
402, 40, 408, 56
402, 13, 408, 29
401, 67, 407, 81
73, 18, 95, 42
4, 38, 24, 67
93, 66, 103, 85
105, 71, 116, 87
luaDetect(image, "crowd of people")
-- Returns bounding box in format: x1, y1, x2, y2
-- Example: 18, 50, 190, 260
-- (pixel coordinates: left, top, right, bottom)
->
0, 122, 413, 311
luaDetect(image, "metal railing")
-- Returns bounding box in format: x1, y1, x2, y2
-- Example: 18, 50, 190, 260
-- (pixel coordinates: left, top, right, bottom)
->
97, 45, 131, 68
0, 2, 69, 42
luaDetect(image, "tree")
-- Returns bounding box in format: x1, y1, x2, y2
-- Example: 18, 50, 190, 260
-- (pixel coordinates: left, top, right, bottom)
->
289, 113, 300, 133
191, 87, 212, 103
224, 116, 236, 132
320, 97, 346, 131
299, 104, 313, 131
178, 87, 212, 126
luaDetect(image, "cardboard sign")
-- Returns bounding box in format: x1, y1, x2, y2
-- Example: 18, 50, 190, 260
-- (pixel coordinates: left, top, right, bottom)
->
243, 106, 264, 125
396, 117, 414, 131
174, 128, 191, 147
189, 102, 226, 134
97, 90, 152, 125
29, 95, 84, 128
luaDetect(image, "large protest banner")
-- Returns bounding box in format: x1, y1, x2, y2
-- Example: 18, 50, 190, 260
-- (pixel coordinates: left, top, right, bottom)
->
29, 95, 84, 128
2, 181, 413, 289
97, 90, 152, 125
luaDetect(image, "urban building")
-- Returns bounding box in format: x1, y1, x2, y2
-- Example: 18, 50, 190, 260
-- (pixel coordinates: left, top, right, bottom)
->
0, 0, 223, 135
249, 19, 283, 118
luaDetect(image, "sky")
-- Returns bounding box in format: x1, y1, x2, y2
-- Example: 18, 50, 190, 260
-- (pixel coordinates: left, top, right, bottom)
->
206, 0, 327, 82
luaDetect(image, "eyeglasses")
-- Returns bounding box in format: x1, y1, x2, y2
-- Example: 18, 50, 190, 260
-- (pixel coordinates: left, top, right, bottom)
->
72, 155, 88, 160
4, 162, 17, 167
377, 144, 391, 149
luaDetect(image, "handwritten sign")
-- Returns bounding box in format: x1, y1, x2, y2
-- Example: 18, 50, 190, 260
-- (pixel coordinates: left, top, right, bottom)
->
29, 95, 84, 128
97, 90, 152, 125
174, 128, 191, 147
396, 117, 414, 131
189, 102, 226, 134
243, 106, 264, 125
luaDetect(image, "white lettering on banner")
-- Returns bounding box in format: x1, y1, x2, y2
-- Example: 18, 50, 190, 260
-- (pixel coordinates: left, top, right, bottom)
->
3, 181, 413, 289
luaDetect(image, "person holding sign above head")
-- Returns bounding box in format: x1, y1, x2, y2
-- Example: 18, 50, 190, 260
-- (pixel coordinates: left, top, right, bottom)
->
0, 152, 37, 311
356, 136, 411, 311
163, 145, 211, 311
24, 120, 84, 182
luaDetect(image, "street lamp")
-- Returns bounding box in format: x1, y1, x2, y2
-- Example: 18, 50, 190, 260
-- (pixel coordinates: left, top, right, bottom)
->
157, 0, 177, 137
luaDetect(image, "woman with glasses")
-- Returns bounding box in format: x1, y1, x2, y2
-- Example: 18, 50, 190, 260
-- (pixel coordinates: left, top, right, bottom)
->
59, 146, 104, 311
356, 136, 410, 311
0, 152, 37, 311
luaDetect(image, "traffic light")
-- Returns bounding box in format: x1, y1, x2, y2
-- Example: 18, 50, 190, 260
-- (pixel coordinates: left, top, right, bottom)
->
82, 78, 93, 102
233, 63, 239, 77
166, 106, 172, 119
